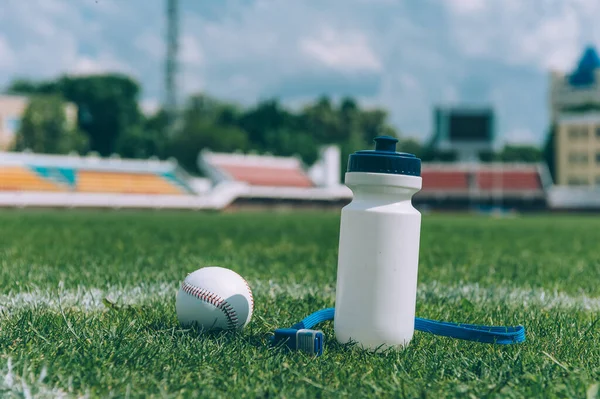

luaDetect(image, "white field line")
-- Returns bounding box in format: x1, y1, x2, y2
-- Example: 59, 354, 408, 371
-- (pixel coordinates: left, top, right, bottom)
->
0, 358, 87, 399
0, 280, 599, 315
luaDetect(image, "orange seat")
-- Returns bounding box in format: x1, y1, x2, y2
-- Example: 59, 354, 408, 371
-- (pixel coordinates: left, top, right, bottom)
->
76, 171, 185, 195
0, 166, 64, 192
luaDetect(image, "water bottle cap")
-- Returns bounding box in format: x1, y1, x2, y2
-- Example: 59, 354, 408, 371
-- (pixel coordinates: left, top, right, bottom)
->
347, 136, 421, 176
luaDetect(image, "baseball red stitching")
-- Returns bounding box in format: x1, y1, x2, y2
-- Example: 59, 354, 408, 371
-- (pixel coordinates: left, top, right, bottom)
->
243, 279, 254, 313
180, 281, 238, 329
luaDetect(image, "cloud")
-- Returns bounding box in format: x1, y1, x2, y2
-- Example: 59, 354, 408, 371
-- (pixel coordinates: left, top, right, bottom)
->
440, 85, 460, 104
443, 0, 594, 71
68, 53, 134, 76
398, 73, 420, 91
140, 98, 160, 116
180, 34, 204, 67
299, 28, 381, 73
504, 128, 539, 145
269, 70, 382, 99
0, 36, 16, 70
134, 32, 164, 60
179, 70, 205, 97
0, 0, 133, 86
449, 0, 487, 15
0, 0, 598, 148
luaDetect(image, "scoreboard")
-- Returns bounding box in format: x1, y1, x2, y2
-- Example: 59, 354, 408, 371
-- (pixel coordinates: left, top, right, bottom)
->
435, 107, 494, 144
432, 106, 495, 161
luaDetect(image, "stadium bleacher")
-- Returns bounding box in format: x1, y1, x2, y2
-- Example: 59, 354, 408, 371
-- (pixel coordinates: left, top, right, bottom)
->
0, 148, 556, 211
0, 152, 195, 196
421, 170, 470, 191
198, 150, 316, 188
76, 171, 186, 195
417, 164, 546, 194
476, 170, 542, 191
214, 164, 314, 188
198, 150, 551, 210
0, 166, 66, 192
414, 163, 549, 211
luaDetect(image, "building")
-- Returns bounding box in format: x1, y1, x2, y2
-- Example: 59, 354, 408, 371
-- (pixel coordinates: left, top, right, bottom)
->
549, 46, 600, 188
554, 114, 600, 187
0, 95, 28, 150
0, 95, 78, 151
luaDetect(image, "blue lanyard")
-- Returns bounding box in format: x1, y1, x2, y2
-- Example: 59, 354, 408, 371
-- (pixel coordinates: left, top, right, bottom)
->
271, 308, 525, 356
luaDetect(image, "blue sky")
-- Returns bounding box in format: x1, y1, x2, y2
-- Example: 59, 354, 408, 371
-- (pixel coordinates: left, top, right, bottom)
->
0, 0, 598, 146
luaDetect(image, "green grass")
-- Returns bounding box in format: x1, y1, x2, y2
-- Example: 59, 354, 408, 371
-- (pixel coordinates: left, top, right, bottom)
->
0, 210, 599, 398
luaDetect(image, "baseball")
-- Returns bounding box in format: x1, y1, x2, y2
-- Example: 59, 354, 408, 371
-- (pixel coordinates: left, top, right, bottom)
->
176, 266, 254, 332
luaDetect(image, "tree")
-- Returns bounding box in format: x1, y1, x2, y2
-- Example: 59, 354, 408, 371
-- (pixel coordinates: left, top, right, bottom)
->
186, 93, 243, 124
359, 108, 397, 143
299, 96, 402, 176
263, 129, 319, 165
116, 109, 170, 159
157, 94, 251, 173
233, 98, 321, 164
165, 97, 250, 174
6, 79, 50, 95
543, 125, 557, 183
115, 126, 164, 160
166, 124, 249, 175
300, 96, 400, 147
12, 94, 88, 154
8, 74, 144, 156
478, 150, 496, 163
497, 144, 543, 163
237, 99, 294, 148
420, 148, 457, 162
338, 97, 360, 144
6, 77, 410, 175
397, 138, 424, 158
300, 96, 343, 143
58, 75, 143, 156
339, 129, 368, 182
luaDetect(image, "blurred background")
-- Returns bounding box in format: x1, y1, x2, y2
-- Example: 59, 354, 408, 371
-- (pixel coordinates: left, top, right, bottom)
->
0, 0, 599, 212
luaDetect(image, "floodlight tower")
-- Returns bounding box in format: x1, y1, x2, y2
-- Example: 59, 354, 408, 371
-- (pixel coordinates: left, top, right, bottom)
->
165, 0, 179, 136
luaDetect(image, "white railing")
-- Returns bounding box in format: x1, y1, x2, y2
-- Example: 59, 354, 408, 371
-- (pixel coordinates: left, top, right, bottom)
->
547, 186, 600, 209
0, 151, 177, 173
0, 183, 352, 209
200, 149, 303, 169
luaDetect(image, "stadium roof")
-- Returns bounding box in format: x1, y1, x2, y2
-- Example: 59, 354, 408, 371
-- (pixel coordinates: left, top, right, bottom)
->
568, 46, 600, 87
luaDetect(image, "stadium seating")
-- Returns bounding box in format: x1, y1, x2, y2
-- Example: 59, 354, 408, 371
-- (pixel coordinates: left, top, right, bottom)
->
0, 153, 195, 196
0, 149, 554, 211
200, 151, 316, 188
76, 171, 186, 195
216, 164, 314, 188
415, 164, 549, 211
476, 170, 542, 191
0, 166, 65, 192
419, 164, 545, 193
421, 171, 469, 191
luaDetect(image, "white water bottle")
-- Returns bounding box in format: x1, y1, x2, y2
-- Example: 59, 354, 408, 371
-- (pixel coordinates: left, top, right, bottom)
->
334, 136, 423, 351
